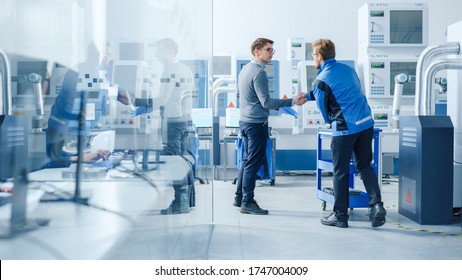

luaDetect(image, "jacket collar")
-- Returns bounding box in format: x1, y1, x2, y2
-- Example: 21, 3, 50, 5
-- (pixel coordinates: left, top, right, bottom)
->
320, 58, 336, 72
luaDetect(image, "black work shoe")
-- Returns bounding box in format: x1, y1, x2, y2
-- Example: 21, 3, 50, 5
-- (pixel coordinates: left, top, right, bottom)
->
240, 200, 269, 215
233, 200, 241, 207
369, 202, 387, 227
321, 212, 348, 228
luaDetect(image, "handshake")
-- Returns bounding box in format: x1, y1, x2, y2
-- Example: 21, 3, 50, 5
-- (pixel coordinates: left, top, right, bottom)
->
293, 92, 308, 106
117, 88, 154, 117
278, 92, 307, 117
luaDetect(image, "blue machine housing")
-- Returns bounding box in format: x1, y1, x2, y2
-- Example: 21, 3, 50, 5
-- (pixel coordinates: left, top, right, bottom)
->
0, 115, 28, 181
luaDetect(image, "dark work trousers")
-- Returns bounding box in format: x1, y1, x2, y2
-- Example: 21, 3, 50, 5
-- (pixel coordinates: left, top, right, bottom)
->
331, 126, 381, 218
164, 120, 195, 208
164, 121, 188, 157
235, 120, 269, 205
45, 126, 73, 168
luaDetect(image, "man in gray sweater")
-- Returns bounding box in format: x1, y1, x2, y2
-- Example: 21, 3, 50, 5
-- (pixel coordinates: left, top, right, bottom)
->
234, 38, 307, 215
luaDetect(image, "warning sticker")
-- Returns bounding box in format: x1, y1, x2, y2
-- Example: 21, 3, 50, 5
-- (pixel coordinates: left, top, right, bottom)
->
401, 176, 416, 214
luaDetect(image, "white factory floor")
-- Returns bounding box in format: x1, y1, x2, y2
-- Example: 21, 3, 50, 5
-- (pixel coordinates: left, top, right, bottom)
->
104, 172, 462, 260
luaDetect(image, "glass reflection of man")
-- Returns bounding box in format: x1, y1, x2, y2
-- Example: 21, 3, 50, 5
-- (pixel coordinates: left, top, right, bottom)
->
45, 42, 110, 168
116, 38, 197, 214
155, 38, 196, 215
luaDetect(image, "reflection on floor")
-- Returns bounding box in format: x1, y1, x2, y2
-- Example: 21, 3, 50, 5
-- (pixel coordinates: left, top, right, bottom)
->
104, 174, 462, 260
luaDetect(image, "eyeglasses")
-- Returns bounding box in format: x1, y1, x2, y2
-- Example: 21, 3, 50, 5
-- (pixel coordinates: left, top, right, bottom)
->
261, 48, 275, 54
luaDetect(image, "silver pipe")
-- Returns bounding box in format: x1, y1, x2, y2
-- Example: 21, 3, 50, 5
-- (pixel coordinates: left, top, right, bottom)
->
415, 42, 460, 115
212, 76, 236, 89
213, 86, 236, 117
210, 76, 236, 109
0, 48, 12, 115
422, 59, 462, 115
28, 73, 44, 116
391, 74, 416, 130
390, 73, 407, 130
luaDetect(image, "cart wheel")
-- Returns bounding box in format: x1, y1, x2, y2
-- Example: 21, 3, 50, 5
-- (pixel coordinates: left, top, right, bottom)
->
270, 180, 275, 186
322, 201, 326, 211
350, 208, 353, 210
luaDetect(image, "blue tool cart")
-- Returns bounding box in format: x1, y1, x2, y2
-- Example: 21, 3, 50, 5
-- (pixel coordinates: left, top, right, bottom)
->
316, 128, 381, 211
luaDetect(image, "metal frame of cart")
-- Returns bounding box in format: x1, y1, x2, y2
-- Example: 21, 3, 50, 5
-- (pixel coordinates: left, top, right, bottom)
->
316, 128, 382, 211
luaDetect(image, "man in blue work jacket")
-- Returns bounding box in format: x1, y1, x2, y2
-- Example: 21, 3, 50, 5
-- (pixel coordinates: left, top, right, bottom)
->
305, 39, 386, 228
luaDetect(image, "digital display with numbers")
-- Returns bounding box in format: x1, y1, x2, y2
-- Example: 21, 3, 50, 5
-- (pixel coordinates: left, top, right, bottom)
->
371, 62, 385, 68
370, 10, 384, 17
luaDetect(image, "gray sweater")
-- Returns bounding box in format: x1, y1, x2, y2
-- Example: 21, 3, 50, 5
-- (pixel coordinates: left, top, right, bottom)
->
238, 60, 293, 123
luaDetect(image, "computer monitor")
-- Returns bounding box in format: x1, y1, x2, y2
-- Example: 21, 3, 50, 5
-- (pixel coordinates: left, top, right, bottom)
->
225, 108, 240, 128
111, 60, 144, 97
191, 108, 213, 128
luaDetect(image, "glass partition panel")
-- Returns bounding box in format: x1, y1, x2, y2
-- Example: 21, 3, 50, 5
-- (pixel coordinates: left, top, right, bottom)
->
0, 0, 213, 260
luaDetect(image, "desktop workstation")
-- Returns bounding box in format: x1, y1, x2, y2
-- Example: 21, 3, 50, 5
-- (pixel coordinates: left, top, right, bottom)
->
0, 50, 196, 258
0, 81, 193, 256
0, 152, 194, 259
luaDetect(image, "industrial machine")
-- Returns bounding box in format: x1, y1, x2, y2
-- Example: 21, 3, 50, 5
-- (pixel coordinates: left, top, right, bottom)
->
399, 115, 453, 224
357, 2, 428, 48
288, 37, 315, 135
355, 2, 430, 177
357, 2, 429, 127
108, 60, 162, 152
447, 21, 462, 210
398, 19, 462, 224
0, 49, 49, 237
0, 115, 28, 182
212, 53, 236, 117
6, 55, 47, 130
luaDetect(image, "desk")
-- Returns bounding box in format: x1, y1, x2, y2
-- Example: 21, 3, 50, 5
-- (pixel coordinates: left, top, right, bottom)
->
223, 135, 276, 183
28, 155, 193, 185
0, 155, 192, 259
